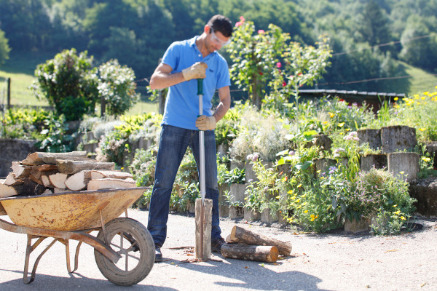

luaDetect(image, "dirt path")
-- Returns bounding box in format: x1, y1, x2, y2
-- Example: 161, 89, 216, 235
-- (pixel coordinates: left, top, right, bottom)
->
0, 210, 436, 290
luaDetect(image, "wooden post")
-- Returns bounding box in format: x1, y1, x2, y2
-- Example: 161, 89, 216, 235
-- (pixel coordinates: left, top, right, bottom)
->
7, 77, 11, 110
100, 96, 106, 117
195, 198, 212, 261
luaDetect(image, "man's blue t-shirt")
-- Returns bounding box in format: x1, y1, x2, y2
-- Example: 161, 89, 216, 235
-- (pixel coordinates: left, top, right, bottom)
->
161, 36, 231, 130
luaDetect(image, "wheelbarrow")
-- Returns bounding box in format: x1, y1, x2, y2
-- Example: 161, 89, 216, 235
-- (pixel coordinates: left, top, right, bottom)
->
0, 187, 155, 286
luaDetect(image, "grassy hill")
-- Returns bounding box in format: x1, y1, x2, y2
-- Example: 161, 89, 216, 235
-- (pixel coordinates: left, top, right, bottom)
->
1, 53, 436, 113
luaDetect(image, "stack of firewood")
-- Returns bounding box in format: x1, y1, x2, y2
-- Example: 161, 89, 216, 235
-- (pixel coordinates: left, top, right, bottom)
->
0, 151, 136, 198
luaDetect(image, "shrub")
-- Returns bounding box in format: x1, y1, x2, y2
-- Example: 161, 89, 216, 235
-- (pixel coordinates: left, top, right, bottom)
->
32, 48, 99, 121
98, 59, 140, 116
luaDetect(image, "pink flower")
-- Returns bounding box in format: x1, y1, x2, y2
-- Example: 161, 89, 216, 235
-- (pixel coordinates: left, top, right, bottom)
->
276, 62, 282, 68
236, 16, 245, 27
258, 30, 265, 34
282, 81, 287, 87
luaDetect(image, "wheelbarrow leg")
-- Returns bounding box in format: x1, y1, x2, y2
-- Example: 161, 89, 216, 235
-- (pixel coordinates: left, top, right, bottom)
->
60, 239, 83, 273
23, 235, 57, 284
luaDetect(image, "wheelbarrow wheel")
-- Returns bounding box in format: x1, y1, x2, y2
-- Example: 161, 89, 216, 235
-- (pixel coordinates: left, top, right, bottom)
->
94, 217, 155, 286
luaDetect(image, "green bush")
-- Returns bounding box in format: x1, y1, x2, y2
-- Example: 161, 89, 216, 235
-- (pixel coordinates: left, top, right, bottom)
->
32, 48, 99, 121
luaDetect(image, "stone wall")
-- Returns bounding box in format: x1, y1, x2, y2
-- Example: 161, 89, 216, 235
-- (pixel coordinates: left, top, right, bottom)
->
0, 139, 36, 177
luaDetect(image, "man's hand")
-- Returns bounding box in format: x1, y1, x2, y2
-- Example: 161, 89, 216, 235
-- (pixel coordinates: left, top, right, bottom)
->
182, 62, 208, 81
196, 115, 216, 130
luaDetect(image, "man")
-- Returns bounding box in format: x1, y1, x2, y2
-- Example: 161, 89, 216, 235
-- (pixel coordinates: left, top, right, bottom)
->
148, 15, 233, 262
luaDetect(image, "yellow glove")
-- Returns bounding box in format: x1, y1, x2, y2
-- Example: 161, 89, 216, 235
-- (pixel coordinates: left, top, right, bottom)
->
196, 115, 216, 130
182, 62, 208, 81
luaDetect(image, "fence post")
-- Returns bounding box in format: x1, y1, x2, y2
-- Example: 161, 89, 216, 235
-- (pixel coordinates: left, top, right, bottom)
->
7, 78, 11, 110
100, 96, 106, 117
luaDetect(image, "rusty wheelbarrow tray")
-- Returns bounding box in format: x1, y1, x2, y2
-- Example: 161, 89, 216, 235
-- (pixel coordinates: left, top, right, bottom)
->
0, 187, 155, 286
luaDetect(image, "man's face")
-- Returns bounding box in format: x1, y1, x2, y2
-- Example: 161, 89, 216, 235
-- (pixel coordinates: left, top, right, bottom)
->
206, 26, 231, 53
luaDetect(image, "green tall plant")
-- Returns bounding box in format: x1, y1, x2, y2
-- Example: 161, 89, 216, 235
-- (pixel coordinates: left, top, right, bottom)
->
32, 48, 99, 121
226, 17, 331, 111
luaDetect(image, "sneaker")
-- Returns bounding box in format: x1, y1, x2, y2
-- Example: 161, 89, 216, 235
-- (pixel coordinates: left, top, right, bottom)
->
211, 237, 225, 253
155, 246, 163, 262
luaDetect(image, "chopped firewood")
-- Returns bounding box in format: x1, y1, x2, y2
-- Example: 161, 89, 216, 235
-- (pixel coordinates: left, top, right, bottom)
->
56, 160, 115, 175
221, 244, 279, 263
0, 184, 18, 198
87, 178, 136, 191
227, 225, 292, 256
35, 164, 59, 172
90, 170, 133, 180
21, 151, 88, 165
42, 188, 53, 195
11, 162, 31, 178
65, 170, 91, 191
41, 175, 52, 188
0, 179, 44, 197
49, 173, 68, 189
53, 187, 67, 193
4, 173, 24, 186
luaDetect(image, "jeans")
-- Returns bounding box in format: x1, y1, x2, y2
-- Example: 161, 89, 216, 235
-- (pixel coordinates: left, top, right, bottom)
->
147, 125, 221, 247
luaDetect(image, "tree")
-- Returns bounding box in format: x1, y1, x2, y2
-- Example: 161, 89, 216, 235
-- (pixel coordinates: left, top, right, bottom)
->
32, 48, 99, 121
0, 29, 10, 66
357, 0, 392, 52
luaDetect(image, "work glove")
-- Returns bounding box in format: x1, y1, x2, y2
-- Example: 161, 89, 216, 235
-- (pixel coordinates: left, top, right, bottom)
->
196, 115, 216, 131
182, 62, 208, 81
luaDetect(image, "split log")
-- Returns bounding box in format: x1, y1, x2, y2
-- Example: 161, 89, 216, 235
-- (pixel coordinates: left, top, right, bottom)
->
227, 225, 292, 256
49, 173, 68, 189
0, 184, 18, 198
21, 151, 88, 165
221, 244, 279, 263
4, 173, 24, 186
87, 178, 136, 190
90, 170, 133, 180
65, 170, 91, 191
0, 179, 44, 197
56, 160, 115, 175
42, 188, 53, 195
41, 175, 52, 188
11, 162, 31, 178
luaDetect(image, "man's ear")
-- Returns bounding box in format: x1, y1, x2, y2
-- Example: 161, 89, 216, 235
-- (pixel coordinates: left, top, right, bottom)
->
204, 25, 211, 34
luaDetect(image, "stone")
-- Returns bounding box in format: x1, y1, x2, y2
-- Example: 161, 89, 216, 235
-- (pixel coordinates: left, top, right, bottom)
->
380, 126, 417, 153
229, 206, 244, 219
344, 217, 371, 233
230, 184, 246, 204
409, 177, 437, 217
244, 208, 261, 221
357, 129, 381, 150
0, 139, 37, 177
387, 152, 419, 182
261, 208, 278, 224
361, 154, 387, 171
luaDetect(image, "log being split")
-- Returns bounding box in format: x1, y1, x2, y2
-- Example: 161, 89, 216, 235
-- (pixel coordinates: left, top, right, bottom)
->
195, 198, 212, 261
228, 225, 292, 256
221, 244, 279, 263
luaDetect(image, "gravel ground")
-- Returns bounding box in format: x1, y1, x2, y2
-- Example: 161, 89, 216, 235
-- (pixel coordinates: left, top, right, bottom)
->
0, 209, 436, 291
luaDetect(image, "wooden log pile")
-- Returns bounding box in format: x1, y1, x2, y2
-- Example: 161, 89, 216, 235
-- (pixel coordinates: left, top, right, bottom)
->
223, 225, 292, 263
0, 151, 136, 198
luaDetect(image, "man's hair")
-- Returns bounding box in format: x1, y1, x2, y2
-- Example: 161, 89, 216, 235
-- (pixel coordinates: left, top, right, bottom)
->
207, 15, 233, 37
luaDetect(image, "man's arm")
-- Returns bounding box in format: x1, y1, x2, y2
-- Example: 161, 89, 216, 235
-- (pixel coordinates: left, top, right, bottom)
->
213, 86, 231, 122
149, 63, 184, 90
150, 62, 207, 90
